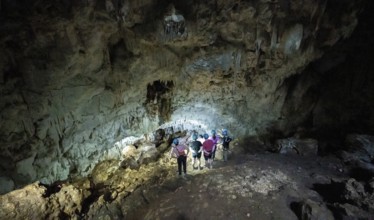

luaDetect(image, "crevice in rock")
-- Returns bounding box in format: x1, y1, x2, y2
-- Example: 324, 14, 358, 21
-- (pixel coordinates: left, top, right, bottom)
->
80, 193, 100, 217
325, 204, 354, 220
312, 182, 346, 203
146, 80, 174, 102
40, 181, 65, 198
289, 201, 301, 219
3, 64, 22, 84
109, 39, 133, 65
145, 80, 174, 125
58, 211, 70, 220
349, 167, 374, 182
140, 190, 150, 205
79, 182, 105, 217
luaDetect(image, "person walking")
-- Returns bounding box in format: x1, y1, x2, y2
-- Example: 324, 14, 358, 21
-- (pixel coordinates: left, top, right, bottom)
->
202, 133, 215, 169
189, 133, 203, 170
221, 129, 233, 162
170, 138, 189, 177
209, 130, 220, 161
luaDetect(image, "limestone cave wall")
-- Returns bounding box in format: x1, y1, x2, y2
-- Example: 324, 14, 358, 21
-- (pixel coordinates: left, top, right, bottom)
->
0, 0, 369, 193
278, 2, 374, 140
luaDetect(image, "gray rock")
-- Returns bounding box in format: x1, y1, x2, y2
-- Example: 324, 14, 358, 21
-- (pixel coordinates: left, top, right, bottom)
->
0, 176, 14, 195
297, 199, 334, 220
345, 134, 374, 162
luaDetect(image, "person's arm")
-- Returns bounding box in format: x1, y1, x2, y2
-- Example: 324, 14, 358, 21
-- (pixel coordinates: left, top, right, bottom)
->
170, 147, 178, 158
170, 148, 174, 158
189, 146, 195, 154
228, 136, 233, 142
198, 145, 203, 153
203, 144, 210, 154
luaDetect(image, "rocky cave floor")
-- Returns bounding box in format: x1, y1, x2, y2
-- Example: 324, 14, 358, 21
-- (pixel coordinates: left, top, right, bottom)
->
123, 149, 374, 220
1, 140, 374, 220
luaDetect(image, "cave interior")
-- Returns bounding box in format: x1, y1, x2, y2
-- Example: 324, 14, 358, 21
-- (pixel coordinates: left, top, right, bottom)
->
0, 0, 374, 219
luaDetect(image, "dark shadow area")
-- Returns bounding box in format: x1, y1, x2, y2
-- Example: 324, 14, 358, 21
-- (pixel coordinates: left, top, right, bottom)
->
317, 140, 345, 156
146, 80, 174, 103
312, 182, 345, 203
326, 204, 348, 220
58, 211, 70, 220
349, 167, 374, 182
40, 181, 65, 198
239, 135, 267, 154
289, 201, 301, 220
109, 39, 134, 65
145, 80, 174, 124
79, 182, 110, 218
176, 213, 188, 220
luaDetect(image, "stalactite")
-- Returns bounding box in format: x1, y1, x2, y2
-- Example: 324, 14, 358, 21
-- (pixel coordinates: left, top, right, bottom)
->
255, 38, 262, 65
313, 0, 327, 37
270, 22, 278, 50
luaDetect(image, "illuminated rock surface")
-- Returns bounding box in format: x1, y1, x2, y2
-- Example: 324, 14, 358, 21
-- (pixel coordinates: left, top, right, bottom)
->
1, 145, 374, 219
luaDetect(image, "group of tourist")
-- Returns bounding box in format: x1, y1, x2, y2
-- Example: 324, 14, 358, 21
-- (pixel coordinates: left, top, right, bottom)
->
170, 129, 233, 178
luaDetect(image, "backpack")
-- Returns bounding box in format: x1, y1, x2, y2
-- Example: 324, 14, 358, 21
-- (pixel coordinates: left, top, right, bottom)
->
176, 145, 186, 156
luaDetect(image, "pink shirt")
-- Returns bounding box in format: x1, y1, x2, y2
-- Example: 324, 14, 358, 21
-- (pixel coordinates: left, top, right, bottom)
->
203, 139, 215, 154
171, 144, 188, 157
209, 136, 220, 146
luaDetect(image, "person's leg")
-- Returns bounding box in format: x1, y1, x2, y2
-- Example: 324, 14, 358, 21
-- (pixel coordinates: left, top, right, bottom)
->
204, 155, 209, 167
211, 154, 213, 166
223, 149, 228, 161
197, 154, 201, 169
212, 147, 216, 161
177, 157, 182, 175
182, 156, 187, 174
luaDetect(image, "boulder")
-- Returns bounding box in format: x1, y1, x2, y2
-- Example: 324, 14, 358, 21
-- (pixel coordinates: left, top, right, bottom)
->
120, 143, 160, 169
341, 178, 374, 212
120, 145, 141, 169
294, 139, 319, 156
334, 203, 373, 219
276, 138, 318, 156
154, 128, 165, 147
48, 184, 87, 219
342, 178, 367, 205
345, 134, 374, 163
293, 199, 334, 220
0, 182, 48, 220
277, 138, 298, 155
